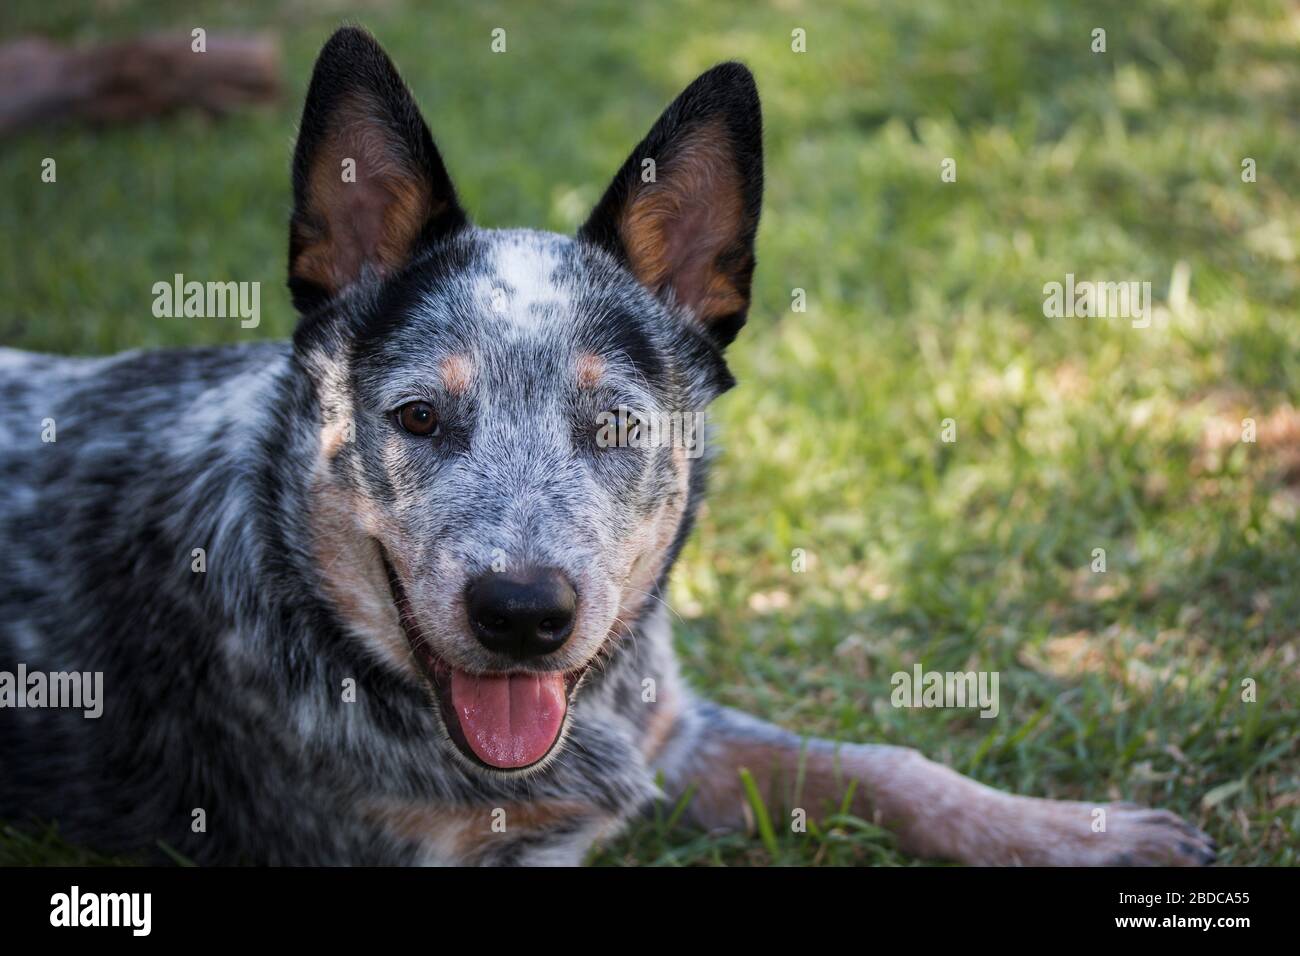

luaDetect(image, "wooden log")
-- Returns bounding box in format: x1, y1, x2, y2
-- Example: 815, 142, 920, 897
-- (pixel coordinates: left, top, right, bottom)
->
0, 33, 280, 136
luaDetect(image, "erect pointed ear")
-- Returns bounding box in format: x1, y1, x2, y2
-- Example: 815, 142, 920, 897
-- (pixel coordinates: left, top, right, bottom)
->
288, 27, 467, 313
579, 63, 763, 348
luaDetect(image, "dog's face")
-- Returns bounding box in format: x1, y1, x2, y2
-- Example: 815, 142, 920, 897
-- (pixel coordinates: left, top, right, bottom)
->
288, 29, 761, 774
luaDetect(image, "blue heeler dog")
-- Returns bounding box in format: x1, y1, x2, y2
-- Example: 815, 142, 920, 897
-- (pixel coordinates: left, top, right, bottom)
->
0, 28, 1215, 866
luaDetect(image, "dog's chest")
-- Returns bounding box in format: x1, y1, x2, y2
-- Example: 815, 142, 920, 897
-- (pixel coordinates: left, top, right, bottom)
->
373, 800, 630, 866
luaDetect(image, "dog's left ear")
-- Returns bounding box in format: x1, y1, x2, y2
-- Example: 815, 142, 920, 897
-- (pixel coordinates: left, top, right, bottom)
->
580, 63, 763, 348
288, 27, 467, 314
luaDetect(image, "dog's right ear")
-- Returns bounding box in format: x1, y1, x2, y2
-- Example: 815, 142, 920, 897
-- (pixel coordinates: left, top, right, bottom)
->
579, 63, 762, 350
288, 27, 466, 314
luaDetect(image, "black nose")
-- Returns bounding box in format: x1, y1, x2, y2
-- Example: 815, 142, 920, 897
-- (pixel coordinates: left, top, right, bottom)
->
465, 567, 577, 658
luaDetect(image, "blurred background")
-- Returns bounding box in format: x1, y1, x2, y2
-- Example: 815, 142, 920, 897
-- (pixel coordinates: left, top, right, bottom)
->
1, 0, 1296, 864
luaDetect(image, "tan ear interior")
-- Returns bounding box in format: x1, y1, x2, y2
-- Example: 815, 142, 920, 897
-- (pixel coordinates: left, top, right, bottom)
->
618, 120, 749, 324
291, 94, 440, 297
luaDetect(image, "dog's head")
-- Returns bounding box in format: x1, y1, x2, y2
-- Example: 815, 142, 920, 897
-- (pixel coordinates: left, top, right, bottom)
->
289, 28, 761, 774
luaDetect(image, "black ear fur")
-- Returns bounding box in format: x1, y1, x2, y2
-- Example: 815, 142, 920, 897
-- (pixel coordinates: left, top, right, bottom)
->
288, 27, 466, 315
580, 63, 763, 348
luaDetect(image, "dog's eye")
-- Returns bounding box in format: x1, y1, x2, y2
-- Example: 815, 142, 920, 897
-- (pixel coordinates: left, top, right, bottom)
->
396, 401, 440, 437
592, 408, 643, 450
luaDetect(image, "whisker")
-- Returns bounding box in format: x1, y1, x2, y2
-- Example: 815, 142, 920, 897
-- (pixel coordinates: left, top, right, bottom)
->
620, 583, 691, 630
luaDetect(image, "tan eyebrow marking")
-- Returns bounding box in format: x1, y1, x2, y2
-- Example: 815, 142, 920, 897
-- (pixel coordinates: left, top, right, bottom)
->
440, 354, 474, 396
576, 352, 606, 390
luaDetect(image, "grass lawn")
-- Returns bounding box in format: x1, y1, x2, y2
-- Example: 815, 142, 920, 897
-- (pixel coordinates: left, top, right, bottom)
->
1, 0, 1296, 865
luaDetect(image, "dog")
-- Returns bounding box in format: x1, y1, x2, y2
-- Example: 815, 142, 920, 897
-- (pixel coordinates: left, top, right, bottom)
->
0, 27, 1216, 866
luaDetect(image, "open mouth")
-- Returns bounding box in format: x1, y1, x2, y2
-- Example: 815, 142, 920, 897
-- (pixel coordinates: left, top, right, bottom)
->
380, 550, 589, 771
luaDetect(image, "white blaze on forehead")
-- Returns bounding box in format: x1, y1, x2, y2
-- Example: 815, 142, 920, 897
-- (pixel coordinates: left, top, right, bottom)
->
478, 233, 572, 328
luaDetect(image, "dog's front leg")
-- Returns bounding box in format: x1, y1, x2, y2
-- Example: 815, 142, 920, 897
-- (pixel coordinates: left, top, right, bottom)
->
654, 697, 1215, 865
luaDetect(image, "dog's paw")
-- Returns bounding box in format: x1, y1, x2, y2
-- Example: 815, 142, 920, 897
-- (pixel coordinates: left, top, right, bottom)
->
1090, 804, 1218, 866
1005, 799, 1217, 866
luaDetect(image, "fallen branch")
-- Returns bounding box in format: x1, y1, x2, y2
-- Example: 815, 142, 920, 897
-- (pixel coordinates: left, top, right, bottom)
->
0, 32, 280, 136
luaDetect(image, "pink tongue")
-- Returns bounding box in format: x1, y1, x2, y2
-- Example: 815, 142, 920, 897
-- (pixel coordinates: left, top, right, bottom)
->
449, 669, 567, 768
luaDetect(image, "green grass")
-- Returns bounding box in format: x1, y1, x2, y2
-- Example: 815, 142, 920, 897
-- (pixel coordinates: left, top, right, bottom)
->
2, 0, 1297, 866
